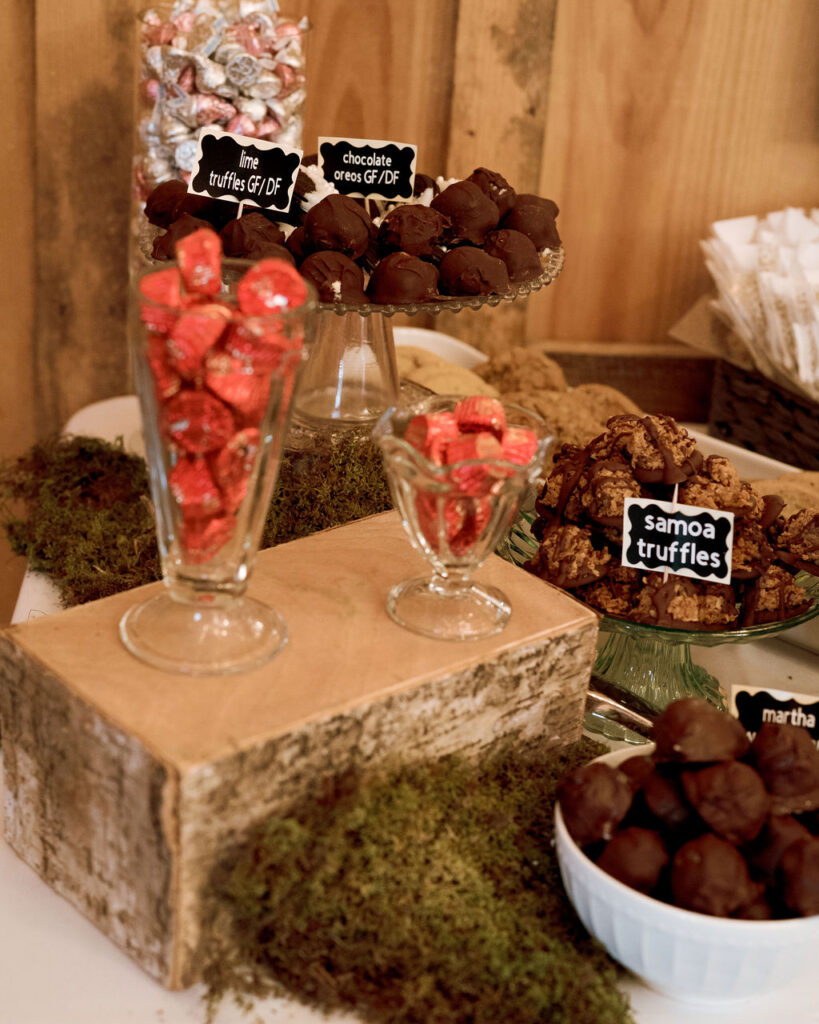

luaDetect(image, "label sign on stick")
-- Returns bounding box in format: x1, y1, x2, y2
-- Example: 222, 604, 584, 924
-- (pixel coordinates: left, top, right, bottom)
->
318, 137, 416, 201
732, 686, 819, 747
621, 498, 735, 584
189, 127, 302, 213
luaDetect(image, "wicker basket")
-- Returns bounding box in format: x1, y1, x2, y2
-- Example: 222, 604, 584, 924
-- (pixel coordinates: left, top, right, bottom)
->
708, 359, 819, 470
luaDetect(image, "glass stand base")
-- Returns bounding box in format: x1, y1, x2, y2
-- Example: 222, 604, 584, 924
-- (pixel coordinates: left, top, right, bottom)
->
119, 591, 288, 675
585, 628, 725, 741
386, 576, 511, 641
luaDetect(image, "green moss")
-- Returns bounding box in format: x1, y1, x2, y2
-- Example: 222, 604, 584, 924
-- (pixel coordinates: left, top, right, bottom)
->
0, 431, 392, 607
0, 436, 160, 607
203, 739, 634, 1024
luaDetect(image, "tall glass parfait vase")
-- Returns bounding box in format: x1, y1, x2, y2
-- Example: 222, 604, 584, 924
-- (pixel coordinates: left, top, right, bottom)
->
121, 252, 316, 674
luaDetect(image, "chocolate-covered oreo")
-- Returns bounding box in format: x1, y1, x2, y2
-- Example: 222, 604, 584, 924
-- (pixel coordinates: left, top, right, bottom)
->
366, 252, 439, 305
303, 194, 374, 260
438, 247, 510, 296
483, 228, 542, 283
377, 205, 449, 260
431, 180, 500, 245
300, 251, 368, 304
502, 193, 561, 250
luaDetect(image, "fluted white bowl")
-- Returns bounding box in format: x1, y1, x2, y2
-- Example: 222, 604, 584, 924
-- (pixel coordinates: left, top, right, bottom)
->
554, 744, 819, 1005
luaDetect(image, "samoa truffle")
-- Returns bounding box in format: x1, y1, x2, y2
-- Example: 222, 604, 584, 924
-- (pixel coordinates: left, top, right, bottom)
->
299, 251, 368, 304
303, 194, 374, 260
483, 228, 542, 283
438, 247, 510, 296
557, 761, 633, 846
681, 761, 769, 844
596, 826, 669, 894
776, 510, 819, 574
366, 252, 439, 304
653, 698, 750, 764
377, 205, 449, 260
779, 837, 819, 916
524, 524, 612, 588
501, 193, 561, 250
431, 180, 500, 245
633, 576, 738, 631
671, 833, 759, 916
220, 212, 286, 259
466, 167, 517, 217
595, 414, 703, 486
739, 565, 812, 626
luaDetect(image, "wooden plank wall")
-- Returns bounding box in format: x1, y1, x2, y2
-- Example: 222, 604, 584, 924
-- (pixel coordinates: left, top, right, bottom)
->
0, 0, 817, 621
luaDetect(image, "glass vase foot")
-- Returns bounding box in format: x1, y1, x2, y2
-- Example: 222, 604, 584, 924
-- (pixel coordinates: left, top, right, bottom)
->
386, 575, 511, 641
119, 592, 288, 675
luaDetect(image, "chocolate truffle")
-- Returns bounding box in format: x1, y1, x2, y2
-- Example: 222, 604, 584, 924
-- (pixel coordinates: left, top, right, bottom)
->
299, 251, 368, 304
303, 194, 374, 260
750, 723, 819, 799
501, 193, 561, 250
671, 834, 759, 916
557, 761, 633, 846
641, 767, 696, 832
220, 212, 286, 259
653, 698, 750, 764
145, 179, 194, 228
431, 180, 500, 245
747, 815, 814, 882
483, 228, 542, 283
285, 225, 311, 263
151, 213, 212, 261
619, 754, 656, 791
366, 252, 439, 305
377, 205, 449, 260
466, 167, 517, 217
681, 761, 769, 844
779, 837, 819, 916
412, 172, 440, 201
438, 247, 510, 296
596, 826, 669, 894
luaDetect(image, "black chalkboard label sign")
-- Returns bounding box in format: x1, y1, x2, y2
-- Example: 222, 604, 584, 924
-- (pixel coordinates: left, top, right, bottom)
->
188, 127, 302, 212
318, 136, 417, 201
621, 498, 734, 584
732, 686, 819, 745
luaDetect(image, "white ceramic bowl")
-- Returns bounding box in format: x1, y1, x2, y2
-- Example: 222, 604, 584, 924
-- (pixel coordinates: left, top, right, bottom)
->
554, 744, 819, 1005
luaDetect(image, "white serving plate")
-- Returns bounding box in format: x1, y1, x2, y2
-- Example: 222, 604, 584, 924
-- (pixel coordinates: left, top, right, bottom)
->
392, 326, 488, 368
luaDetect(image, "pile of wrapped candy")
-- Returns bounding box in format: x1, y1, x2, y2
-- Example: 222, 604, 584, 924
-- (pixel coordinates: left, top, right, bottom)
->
136, 0, 308, 195
399, 397, 539, 557
143, 160, 561, 305
559, 697, 819, 919
137, 227, 308, 562
524, 413, 819, 629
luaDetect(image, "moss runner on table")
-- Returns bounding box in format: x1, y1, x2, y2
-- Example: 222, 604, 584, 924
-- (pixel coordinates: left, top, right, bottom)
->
202, 738, 634, 1024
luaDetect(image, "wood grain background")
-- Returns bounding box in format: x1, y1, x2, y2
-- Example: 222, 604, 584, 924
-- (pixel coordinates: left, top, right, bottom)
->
0, 0, 817, 621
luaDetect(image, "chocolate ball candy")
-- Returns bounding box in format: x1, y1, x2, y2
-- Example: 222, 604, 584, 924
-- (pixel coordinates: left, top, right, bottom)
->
285, 225, 311, 263
501, 193, 561, 250
681, 761, 769, 844
483, 228, 542, 283
641, 767, 696, 832
779, 837, 819, 917
366, 252, 439, 305
303, 194, 374, 260
557, 761, 633, 847
220, 212, 286, 259
671, 834, 758, 916
750, 723, 819, 800
653, 697, 750, 764
619, 754, 655, 791
747, 815, 814, 883
431, 180, 500, 245
300, 251, 368, 304
438, 247, 510, 296
466, 167, 517, 218
377, 205, 449, 260
151, 213, 213, 261
596, 826, 669, 894
145, 179, 194, 228
412, 172, 440, 200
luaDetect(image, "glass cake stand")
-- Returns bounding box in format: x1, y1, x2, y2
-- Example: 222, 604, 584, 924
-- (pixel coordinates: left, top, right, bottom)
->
294, 248, 565, 428
500, 505, 819, 740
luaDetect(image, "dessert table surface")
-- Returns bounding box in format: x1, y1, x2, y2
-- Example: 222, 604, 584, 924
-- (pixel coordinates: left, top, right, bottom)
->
3, 377, 819, 1023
